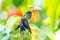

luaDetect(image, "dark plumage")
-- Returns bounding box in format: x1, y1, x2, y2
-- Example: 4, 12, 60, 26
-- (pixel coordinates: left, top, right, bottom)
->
15, 17, 31, 34
15, 11, 32, 34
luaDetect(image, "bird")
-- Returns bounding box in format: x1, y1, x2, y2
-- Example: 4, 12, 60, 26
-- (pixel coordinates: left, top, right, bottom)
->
15, 11, 32, 34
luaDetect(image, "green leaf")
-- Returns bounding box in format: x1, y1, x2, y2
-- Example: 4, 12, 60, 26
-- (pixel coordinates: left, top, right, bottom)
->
6, 16, 21, 34
44, 0, 60, 33
2, 0, 13, 11
44, 36, 50, 40
20, 0, 34, 14
0, 11, 7, 24
12, 0, 25, 7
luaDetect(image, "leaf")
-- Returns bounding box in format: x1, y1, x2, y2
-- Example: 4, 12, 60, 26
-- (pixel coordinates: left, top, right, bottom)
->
6, 16, 21, 34
54, 29, 60, 40
12, 0, 25, 7
0, 11, 7, 24
30, 24, 41, 40
0, 24, 7, 40
44, 0, 60, 33
2, 0, 13, 11
20, 0, 34, 14
44, 36, 50, 40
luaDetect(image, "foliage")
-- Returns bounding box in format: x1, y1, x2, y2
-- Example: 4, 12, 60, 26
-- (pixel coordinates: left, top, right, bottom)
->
0, 0, 60, 40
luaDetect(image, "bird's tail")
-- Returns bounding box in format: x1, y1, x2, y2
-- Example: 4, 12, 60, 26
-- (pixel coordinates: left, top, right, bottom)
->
28, 27, 32, 34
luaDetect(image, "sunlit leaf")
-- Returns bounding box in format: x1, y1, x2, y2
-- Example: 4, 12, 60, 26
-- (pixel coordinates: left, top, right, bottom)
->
0, 11, 7, 24
44, 0, 60, 33
2, 0, 13, 11
6, 16, 21, 34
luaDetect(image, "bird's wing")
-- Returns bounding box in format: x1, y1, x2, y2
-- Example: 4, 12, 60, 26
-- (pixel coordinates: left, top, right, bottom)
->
23, 19, 31, 33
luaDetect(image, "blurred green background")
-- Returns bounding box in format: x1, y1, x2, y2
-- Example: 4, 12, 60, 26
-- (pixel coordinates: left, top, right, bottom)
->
0, 0, 60, 40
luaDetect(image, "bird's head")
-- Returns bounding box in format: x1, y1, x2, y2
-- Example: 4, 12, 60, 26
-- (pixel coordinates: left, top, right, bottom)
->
24, 11, 32, 20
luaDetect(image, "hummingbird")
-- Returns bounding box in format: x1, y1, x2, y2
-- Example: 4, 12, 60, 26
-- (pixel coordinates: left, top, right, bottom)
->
15, 11, 32, 34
